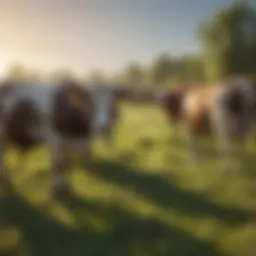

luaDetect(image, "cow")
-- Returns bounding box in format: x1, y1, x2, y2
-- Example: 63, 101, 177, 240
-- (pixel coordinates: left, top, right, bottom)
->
0, 79, 129, 198
181, 77, 256, 171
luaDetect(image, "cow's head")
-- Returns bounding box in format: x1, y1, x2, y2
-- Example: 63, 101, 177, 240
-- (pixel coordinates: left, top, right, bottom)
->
157, 86, 190, 122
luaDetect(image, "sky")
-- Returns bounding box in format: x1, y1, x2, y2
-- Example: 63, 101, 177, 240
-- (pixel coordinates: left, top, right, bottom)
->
0, 0, 236, 77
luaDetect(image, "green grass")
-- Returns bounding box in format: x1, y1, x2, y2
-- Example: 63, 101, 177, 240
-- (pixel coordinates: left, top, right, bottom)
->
0, 104, 255, 256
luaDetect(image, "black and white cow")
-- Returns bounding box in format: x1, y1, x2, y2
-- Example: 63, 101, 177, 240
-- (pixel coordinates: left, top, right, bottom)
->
0, 79, 130, 197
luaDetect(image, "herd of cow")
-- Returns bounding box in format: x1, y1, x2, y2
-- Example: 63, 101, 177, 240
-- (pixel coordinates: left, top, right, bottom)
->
0, 76, 255, 198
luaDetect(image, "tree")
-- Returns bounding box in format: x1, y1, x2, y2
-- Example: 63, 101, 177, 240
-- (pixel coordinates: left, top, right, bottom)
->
179, 54, 205, 83
49, 68, 76, 83
150, 53, 174, 86
198, 1, 256, 81
86, 70, 108, 84
121, 63, 145, 86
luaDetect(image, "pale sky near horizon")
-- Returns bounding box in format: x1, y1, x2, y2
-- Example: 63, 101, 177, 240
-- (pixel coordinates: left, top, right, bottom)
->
0, 0, 236, 77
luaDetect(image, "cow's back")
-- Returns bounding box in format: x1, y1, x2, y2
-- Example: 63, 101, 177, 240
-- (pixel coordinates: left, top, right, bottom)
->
183, 86, 216, 136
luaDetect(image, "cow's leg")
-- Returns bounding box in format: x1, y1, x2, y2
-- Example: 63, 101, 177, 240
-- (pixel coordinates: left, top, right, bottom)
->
172, 121, 184, 145
184, 123, 199, 163
180, 106, 199, 163
103, 127, 115, 148
240, 108, 255, 154
48, 135, 70, 198
211, 109, 232, 172
234, 115, 254, 169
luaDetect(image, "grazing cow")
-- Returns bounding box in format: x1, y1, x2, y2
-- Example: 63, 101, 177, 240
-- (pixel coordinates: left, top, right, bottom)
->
0, 80, 128, 197
181, 77, 256, 170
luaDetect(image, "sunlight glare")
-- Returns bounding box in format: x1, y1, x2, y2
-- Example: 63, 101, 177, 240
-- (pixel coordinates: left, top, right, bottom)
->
0, 52, 11, 78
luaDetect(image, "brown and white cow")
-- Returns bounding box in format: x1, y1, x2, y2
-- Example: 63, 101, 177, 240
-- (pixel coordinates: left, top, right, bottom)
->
181, 77, 256, 170
158, 84, 194, 141
0, 79, 128, 197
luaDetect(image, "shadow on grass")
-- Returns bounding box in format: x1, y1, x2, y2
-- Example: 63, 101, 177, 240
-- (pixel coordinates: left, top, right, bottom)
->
0, 184, 223, 256
84, 154, 256, 224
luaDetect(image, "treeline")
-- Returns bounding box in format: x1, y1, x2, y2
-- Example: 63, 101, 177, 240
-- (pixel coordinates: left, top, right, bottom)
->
3, 1, 256, 87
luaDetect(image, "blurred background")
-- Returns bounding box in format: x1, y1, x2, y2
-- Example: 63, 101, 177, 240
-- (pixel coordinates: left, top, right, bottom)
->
1, 0, 255, 85
0, 1, 255, 256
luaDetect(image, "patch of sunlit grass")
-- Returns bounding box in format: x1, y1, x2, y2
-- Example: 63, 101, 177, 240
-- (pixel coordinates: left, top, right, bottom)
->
0, 103, 255, 256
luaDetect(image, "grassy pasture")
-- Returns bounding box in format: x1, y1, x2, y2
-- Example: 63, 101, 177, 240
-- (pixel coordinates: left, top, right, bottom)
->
0, 103, 255, 256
